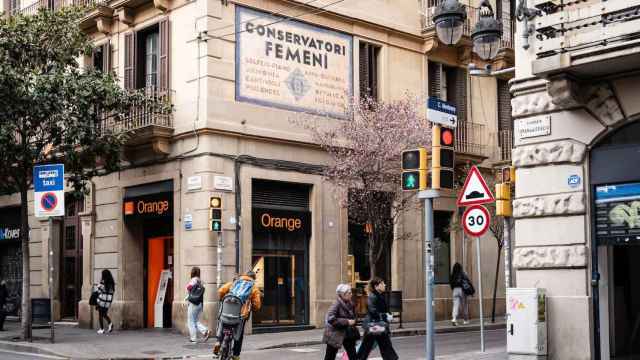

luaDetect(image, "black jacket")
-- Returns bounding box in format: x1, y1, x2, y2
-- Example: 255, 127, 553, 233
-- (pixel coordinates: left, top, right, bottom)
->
363, 290, 389, 330
0, 284, 7, 306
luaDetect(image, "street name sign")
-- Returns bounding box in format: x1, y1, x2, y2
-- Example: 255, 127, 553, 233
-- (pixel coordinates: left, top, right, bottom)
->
427, 97, 457, 128
34, 164, 65, 218
457, 166, 495, 207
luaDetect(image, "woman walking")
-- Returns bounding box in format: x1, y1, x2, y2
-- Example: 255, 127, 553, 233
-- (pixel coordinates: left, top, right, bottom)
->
322, 284, 360, 360
96, 269, 115, 334
450, 262, 472, 326
356, 277, 398, 360
186, 266, 210, 343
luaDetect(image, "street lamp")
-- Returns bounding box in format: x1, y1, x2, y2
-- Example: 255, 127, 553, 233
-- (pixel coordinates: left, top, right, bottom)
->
471, 0, 503, 61
432, 0, 466, 46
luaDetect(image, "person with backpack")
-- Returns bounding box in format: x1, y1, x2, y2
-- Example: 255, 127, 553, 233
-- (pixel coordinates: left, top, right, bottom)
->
322, 284, 359, 360
213, 271, 262, 360
450, 262, 473, 326
186, 266, 211, 342
96, 269, 115, 334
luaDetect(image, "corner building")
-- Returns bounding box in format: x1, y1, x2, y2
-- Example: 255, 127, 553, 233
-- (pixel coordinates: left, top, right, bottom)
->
0, 0, 516, 334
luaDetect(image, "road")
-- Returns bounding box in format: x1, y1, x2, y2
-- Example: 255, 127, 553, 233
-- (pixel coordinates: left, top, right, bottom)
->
0, 329, 506, 360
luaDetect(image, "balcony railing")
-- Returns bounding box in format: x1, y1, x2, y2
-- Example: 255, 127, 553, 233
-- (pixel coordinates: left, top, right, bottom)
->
455, 122, 487, 158
101, 87, 174, 134
8, 0, 106, 17
420, 0, 515, 50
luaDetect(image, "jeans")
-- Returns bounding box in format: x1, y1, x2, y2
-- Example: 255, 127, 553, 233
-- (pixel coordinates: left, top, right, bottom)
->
452, 287, 469, 321
187, 302, 208, 341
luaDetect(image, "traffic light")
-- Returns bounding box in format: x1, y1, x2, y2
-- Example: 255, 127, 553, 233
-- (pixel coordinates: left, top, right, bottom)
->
501, 166, 516, 184
495, 173, 513, 217
401, 148, 428, 191
209, 196, 222, 232
431, 125, 455, 189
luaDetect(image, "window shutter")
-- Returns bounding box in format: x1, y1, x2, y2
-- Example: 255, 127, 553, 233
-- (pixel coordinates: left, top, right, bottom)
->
359, 42, 370, 100
159, 17, 170, 92
124, 32, 136, 89
453, 67, 467, 125
428, 61, 442, 99
497, 79, 512, 132
369, 46, 378, 101
102, 42, 111, 74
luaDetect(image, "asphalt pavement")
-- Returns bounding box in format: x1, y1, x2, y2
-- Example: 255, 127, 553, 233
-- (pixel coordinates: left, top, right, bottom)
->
0, 329, 507, 360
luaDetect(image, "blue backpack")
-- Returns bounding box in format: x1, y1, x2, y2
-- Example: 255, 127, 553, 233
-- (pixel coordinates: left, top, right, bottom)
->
230, 279, 254, 304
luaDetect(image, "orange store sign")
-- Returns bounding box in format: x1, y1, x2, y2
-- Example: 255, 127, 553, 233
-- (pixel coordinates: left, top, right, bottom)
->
124, 194, 173, 218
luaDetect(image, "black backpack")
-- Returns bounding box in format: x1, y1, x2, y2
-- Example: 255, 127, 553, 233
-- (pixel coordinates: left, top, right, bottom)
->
188, 282, 205, 305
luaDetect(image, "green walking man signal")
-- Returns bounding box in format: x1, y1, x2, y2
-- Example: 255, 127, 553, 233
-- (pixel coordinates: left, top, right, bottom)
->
401, 148, 428, 191
209, 196, 222, 232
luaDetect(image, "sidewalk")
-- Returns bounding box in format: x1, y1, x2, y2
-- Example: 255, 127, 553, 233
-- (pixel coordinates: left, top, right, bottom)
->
0, 318, 505, 359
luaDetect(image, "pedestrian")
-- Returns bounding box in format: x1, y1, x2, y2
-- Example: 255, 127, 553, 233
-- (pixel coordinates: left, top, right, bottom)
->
322, 284, 360, 360
96, 269, 115, 334
186, 266, 210, 343
0, 280, 7, 331
356, 277, 398, 360
450, 262, 472, 326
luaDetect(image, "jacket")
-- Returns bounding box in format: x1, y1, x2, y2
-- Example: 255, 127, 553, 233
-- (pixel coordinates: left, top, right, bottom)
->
97, 281, 114, 309
218, 275, 262, 319
363, 290, 390, 333
449, 271, 469, 290
322, 297, 359, 348
0, 284, 7, 307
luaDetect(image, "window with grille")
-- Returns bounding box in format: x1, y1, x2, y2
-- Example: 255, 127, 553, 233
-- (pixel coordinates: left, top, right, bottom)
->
359, 42, 381, 101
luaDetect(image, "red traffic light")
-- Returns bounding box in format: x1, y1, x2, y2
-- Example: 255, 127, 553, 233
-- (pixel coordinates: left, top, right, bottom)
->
441, 128, 454, 147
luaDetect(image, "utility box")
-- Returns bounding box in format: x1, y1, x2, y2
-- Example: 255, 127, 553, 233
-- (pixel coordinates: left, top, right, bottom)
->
507, 288, 548, 358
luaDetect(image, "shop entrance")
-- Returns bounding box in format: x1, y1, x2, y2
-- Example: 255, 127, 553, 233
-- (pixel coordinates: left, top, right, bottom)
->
143, 223, 173, 328
610, 246, 640, 357
60, 195, 84, 320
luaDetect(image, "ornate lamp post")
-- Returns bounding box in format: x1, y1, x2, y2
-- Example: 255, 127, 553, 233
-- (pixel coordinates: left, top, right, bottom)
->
432, 0, 467, 46
471, 0, 503, 61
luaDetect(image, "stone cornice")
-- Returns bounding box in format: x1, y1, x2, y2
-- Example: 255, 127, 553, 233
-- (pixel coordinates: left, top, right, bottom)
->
513, 245, 588, 269
513, 192, 586, 219
512, 140, 587, 167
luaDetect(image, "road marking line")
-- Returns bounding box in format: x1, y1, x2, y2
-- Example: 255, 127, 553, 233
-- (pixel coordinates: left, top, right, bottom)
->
0, 349, 67, 359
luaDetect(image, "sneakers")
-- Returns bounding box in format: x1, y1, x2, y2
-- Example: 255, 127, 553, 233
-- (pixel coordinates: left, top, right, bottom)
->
97, 328, 105, 334
213, 343, 221, 356
108, 322, 113, 333
463, 320, 470, 325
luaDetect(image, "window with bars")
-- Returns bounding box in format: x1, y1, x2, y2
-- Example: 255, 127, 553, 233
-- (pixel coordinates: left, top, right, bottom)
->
359, 42, 381, 101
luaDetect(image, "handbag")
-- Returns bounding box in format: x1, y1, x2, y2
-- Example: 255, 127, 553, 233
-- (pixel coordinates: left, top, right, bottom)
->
367, 321, 388, 335
345, 325, 361, 341
461, 277, 475, 296
89, 289, 99, 306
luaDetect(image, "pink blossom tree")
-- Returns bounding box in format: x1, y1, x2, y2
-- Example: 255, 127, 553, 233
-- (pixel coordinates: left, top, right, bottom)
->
302, 96, 431, 278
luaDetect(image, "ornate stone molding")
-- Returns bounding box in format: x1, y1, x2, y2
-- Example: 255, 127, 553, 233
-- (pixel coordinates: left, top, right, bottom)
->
584, 85, 624, 126
513, 245, 588, 269
511, 90, 560, 118
512, 140, 587, 167
513, 192, 585, 218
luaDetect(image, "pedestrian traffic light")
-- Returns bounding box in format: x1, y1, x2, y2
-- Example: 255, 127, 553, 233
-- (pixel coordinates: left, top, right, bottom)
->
209, 196, 222, 232
431, 125, 455, 190
501, 166, 516, 184
401, 148, 428, 191
495, 183, 513, 217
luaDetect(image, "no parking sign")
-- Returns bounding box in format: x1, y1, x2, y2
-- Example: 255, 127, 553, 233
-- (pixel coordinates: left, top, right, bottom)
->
34, 164, 65, 218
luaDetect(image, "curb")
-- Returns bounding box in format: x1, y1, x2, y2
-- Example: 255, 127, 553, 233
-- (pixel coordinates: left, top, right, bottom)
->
258, 323, 505, 350
0, 340, 67, 358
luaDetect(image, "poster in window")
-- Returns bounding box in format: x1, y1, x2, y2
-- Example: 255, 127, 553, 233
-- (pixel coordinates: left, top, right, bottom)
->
595, 182, 640, 245
235, 6, 353, 119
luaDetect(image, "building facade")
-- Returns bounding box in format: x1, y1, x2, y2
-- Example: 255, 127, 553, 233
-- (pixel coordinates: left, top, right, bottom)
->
1, 0, 514, 334
511, 0, 640, 358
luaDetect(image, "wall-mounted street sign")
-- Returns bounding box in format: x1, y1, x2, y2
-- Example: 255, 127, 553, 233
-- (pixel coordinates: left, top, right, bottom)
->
462, 205, 490, 237
427, 97, 457, 128
34, 164, 65, 218
515, 115, 551, 140
457, 166, 495, 207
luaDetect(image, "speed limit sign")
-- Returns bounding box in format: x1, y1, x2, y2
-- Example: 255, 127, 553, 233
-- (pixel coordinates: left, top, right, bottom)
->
462, 205, 490, 237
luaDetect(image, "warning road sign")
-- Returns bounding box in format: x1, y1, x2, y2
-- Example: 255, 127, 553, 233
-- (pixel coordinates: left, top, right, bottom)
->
34, 164, 65, 218
462, 205, 490, 237
457, 166, 495, 207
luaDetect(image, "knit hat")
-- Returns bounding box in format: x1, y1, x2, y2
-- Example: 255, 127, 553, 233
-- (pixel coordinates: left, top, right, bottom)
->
336, 283, 351, 295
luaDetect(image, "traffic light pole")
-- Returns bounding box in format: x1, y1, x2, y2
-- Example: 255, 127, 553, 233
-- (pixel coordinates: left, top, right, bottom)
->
419, 189, 440, 360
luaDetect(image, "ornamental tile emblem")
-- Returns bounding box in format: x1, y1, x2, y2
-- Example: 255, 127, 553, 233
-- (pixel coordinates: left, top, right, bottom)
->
285, 68, 310, 101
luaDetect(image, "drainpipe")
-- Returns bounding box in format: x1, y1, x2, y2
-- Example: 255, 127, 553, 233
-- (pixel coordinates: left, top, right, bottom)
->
234, 158, 241, 274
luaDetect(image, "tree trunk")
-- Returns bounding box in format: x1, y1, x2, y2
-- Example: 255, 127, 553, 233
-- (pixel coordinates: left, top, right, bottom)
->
20, 187, 32, 341
491, 246, 502, 323
368, 232, 377, 279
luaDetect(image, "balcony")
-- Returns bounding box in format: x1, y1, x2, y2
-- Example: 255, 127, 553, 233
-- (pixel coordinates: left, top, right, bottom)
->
455, 122, 488, 160
102, 87, 174, 158
532, 0, 640, 78
420, 0, 515, 67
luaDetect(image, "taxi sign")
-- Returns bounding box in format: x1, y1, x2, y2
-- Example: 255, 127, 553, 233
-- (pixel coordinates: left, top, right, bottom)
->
34, 164, 65, 218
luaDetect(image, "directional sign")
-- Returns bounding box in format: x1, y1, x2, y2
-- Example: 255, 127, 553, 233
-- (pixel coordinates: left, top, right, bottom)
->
457, 165, 495, 207
34, 164, 65, 218
462, 205, 490, 237
427, 97, 457, 128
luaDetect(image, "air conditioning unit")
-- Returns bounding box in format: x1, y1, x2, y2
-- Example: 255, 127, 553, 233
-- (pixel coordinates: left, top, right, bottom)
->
506, 288, 548, 357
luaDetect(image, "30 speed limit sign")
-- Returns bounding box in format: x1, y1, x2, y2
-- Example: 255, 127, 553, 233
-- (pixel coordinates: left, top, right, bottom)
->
462, 205, 490, 237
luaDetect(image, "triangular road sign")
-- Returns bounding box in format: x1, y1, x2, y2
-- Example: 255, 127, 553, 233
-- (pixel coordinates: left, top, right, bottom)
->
457, 166, 495, 207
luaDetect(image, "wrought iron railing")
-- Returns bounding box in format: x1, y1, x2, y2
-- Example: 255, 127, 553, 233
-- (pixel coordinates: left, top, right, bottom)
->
455, 122, 487, 157
101, 87, 174, 134
8, 0, 107, 16
419, 0, 515, 50
497, 129, 513, 162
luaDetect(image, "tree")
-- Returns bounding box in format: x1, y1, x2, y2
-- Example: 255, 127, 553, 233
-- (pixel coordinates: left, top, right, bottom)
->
451, 164, 509, 322
0, 8, 169, 340
301, 96, 431, 278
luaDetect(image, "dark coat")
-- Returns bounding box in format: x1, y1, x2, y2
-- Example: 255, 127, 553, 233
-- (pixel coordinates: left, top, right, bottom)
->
0, 284, 7, 306
322, 297, 359, 348
363, 290, 390, 333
